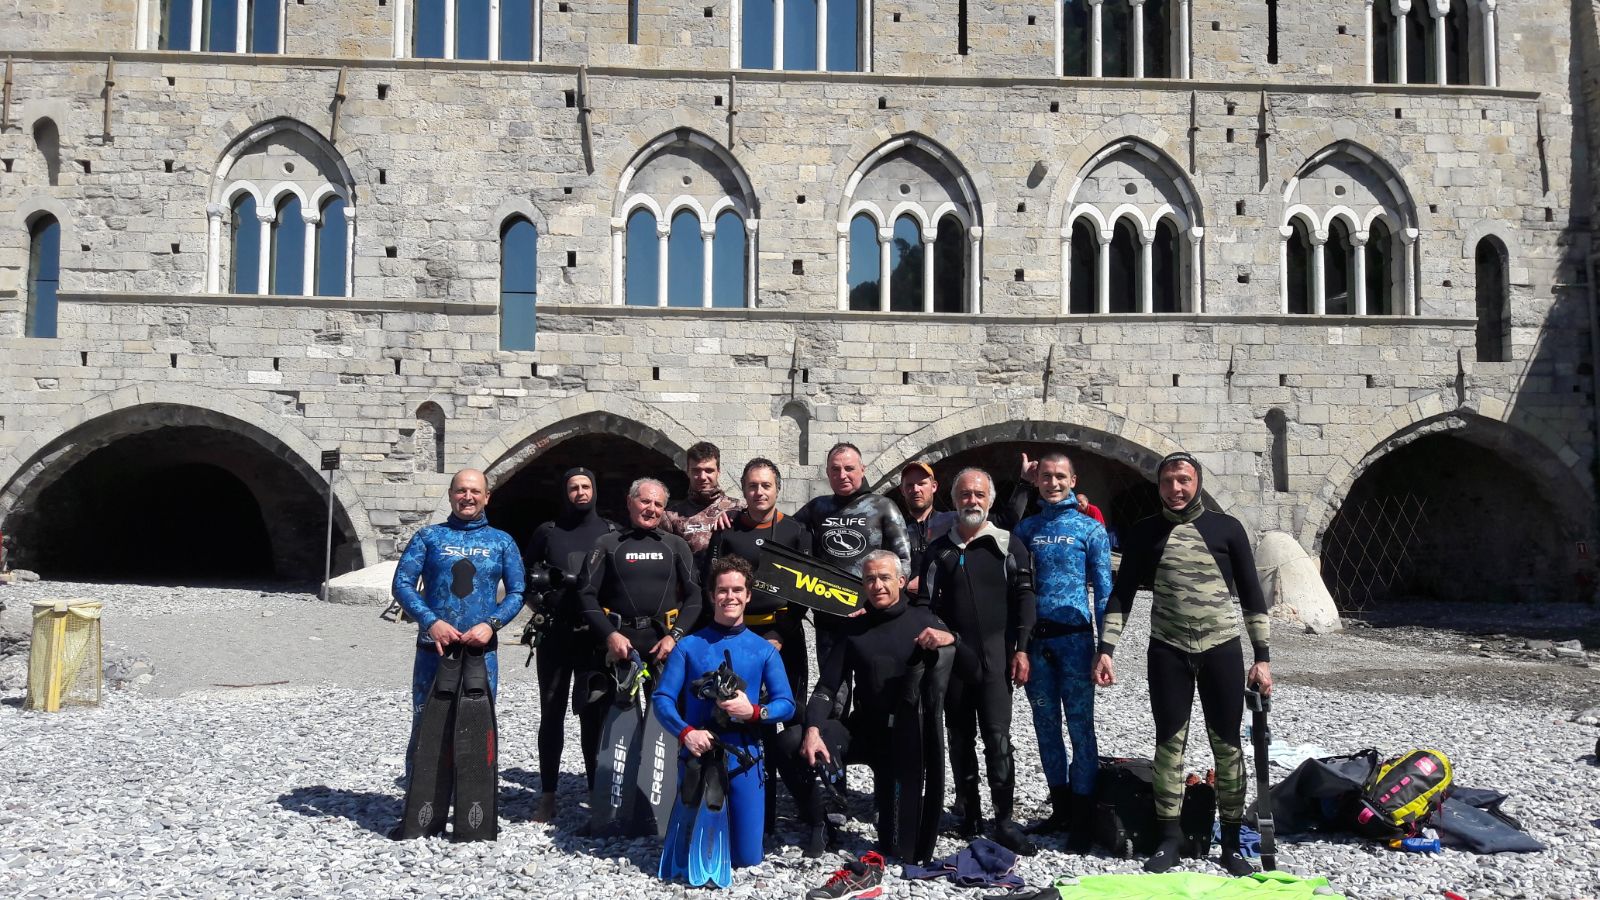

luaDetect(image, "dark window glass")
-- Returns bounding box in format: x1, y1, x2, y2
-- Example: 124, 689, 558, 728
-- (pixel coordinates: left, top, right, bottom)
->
26, 216, 61, 339
230, 193, 261, 294
932, 216, 965, 313
825, 0, 859, 71
457, 0, 491, 59
1325, 217, 1354, 316
500, 0, 535, 60
205, 0, 239, 51
500, 217, 538, 350
1405, 4, 1429, 84
1102, 0, 1132, 77
1108, 217, 1138, 313
743, 0, 776, 69
1286, 217, 1313, 315
712, 211, 746, 308
625, 208, 659, 307
1373, 0, 1396, 82
248, 0, 280, 53
1153, 218, 1181, 312
413, 0, 447, 58
889, 216, 924, 312
162, 0, 195, 50
270, 194, 305, 295
847, 214, 880, 310
1474, 237, 1507, 361
1069, 219, 1097, 313
315, 196, 347, 297
1063, 0, 1090, 76
1366, 219, 1393, 315
785, 0, 819, 70
1145, 0, 1171, 76
667, 210, 705, 308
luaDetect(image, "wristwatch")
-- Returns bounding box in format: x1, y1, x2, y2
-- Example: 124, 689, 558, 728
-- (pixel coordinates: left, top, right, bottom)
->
757, 705, 770, 722
487, 616, 503, 631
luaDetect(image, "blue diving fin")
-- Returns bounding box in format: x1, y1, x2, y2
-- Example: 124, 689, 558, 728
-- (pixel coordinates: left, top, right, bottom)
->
686, 746, 731, 889
657, 753, 701, 882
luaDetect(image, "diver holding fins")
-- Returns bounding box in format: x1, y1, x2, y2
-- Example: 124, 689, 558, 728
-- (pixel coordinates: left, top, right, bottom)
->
652, 555, 796, 888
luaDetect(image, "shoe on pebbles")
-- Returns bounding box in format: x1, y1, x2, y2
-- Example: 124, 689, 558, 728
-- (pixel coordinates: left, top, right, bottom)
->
805, 851, 887, 899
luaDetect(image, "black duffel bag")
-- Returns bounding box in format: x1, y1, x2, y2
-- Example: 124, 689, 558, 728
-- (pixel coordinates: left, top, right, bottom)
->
1092, 756, 1216, 859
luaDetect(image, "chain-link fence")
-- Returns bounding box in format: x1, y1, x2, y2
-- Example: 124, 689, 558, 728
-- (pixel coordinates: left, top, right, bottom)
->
1319, 492, 1429, 612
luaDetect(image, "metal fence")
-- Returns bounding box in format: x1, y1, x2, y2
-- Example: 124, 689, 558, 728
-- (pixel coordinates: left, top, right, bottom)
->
1319, 491, 1430, 612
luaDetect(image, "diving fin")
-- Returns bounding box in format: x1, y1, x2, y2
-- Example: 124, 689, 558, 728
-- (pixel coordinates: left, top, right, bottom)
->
657, 753, 704, 882
686, 746, 732, 889
451, 647, 498, 842
395, 647, 463, 839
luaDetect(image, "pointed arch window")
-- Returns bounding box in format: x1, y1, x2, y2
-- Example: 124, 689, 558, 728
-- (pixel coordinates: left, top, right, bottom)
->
269, 194, 307, 296
667, 210, 706, 308
26, 215, 60, 339
315, 195, 348, 297
624, 208, 661, 307
1281, 144, 1417, 315
229, 192, 262, 294
500, 217, 538, 351
846, 214, 881, 311
712, 211, 748, 308
1068, 219, 1098, 313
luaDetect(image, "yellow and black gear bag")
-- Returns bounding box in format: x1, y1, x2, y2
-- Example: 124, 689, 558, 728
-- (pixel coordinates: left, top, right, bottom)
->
1353, 749, 1453, 838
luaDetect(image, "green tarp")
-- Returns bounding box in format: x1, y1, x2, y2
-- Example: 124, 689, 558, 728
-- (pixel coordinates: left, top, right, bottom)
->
1047, 871, 1345, 900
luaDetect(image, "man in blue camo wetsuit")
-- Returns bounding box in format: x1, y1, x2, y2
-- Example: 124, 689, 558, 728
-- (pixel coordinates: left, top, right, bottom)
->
393, 468, 527, 778
1012, 451, 1112, 848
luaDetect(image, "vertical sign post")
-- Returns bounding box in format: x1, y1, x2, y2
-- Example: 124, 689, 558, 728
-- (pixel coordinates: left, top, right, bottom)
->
320, 450, 341, 602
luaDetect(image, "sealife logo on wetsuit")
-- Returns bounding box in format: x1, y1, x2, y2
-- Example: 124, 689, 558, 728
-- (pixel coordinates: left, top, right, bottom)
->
771, 562, 861, 609
822, 528, 868, 557
1031, 535, 1078, 547
624, 551, 666, 562
443, 546, 492, 558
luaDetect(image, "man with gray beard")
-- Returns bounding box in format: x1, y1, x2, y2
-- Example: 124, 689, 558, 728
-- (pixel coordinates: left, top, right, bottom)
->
915, 468, 1038, 855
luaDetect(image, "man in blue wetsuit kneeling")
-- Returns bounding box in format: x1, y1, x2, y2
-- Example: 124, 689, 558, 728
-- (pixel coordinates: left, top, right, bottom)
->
392, 468, 527, 781
654, 555, 795, 881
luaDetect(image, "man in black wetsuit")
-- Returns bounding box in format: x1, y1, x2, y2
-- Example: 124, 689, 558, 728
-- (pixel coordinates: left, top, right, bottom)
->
1093, 452, 1273, 877
788, 550, 955, 858
579, 477, 701, 670
917, 467, 1037, 855
899, 461, 955, 597
524, 467, 617, 821
794, 443, 912, 668
705, 457, 812, 701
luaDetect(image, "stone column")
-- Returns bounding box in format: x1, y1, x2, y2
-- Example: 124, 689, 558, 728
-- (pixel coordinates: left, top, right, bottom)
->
1311, 229, 1328, 315
836, 223, 850, 310
701, 224, 716, 308
1177, 0, 1190, 78
1188, 226, 1203, 312
1351, 232, 1369, 315
656, 221, 670, 307
1088, 0, 1104, 77
921, 227, 936, 313
489, 0, 503, 60
1431, 0, 1446, 85
1278, 225, 1294, 313
1131, 0, 1146, 78
610, 220, 625, 305
745, 218, 759, 307
136, 0, 150, 50
189, 0, 202, 50
1364, 0, 1376, 82
968, 226, 982, 313
1393, 0, 1409, 85
235, 0, 248, 52
861, 0, 873, 72
1138, 228, 1155, 313
774, 0, 786, 69
301, 207, 319, 297
394, 0, 409, 57
878, 226, 893, 312
1096, 227, 1111, 314
343, 206, 357, 298
1059, 227, 1073, 313
817, 0, 829, 70
1481, 0, 1498, 87
444, 0, 457, 59
1402, 227, 1418, 315
206, 204, 224, 294
255, 207, 274, 294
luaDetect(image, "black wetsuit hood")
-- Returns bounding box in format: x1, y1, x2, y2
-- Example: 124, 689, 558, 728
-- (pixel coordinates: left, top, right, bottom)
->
1158, 452, 1205, 525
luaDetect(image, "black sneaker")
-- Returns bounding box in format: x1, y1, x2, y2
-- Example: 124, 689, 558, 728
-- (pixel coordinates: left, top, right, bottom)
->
805, 851, 886, 899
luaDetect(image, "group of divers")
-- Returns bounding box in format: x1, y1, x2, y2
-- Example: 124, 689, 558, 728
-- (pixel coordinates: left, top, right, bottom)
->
389, 439, 1273, 895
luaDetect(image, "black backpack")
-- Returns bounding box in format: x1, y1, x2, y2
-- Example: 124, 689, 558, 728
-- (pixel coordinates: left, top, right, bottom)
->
1092, 757, 1216, 859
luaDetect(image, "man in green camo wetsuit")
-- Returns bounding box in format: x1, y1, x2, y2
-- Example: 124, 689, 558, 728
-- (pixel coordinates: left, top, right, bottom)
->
1092, 452, 1273, 877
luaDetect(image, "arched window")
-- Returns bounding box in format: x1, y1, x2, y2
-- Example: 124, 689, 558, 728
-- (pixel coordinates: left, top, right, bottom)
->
1108, 217, 1139, 313
229, 192, 262, 294
210, 119, 356, 296
1285, 217, 1314, 315
158, 0, 281, 52
1324, 218, 1355, 316
1063, 139, 1203, 313
1068, 219, 1097, 313
1282, 143, 1416, 315
270, 194, 306, 296
889, 215, 924, 313
26, 215, 60, 339
847, 214, 880, 311
500, 217, 538, 351
737, 0, 866, 71
712, 211, 747, 308
1102, 0, 1133, 77
613, 130, 758, 308
624, 208, 660, 307
1152, 217, 1181, 313
415, 402, 447, 475
667, 209, 705, 308
933, 215, 966, 313
402, 0, 535, 60
1474, 237, 1508, 362
315, 195, 348, 297
1265, 408, 1289, 492
838, 135, 982, 312
1062, 0, 1091, 76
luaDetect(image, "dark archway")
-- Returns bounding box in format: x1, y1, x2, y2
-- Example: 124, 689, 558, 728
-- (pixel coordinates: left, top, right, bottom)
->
1320, 431, 1585, 610
485, 433, 687, 548
5, 421, 354, 584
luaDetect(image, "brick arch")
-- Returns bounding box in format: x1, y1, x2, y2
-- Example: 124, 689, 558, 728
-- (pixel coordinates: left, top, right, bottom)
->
435, 393, 718, 521
1299, 391, 1594, 552
1046, 115, 1196, 230
823, 117, 998, 229
0, 383, 377, 567
863, 400, 1190, 491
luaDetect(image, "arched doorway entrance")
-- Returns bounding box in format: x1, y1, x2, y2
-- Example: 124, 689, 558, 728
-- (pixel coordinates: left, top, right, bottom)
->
1319, 417, 1589, 609
1, 406, 361, 583
481, 413, 690, 547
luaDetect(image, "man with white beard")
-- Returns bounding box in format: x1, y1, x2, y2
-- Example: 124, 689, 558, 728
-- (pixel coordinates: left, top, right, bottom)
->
915, 467, 1038, 855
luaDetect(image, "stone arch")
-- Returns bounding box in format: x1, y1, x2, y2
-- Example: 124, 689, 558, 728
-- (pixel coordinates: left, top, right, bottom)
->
10, 196, 76, 244
824, 117, 999, 229
1047, 116, 1195, 230
0, 385, 376, 574
593, 108, 733, 193
1459, 219, 1520, 267
213, 97, 373, 184
614, 128, 758, 220
1300, 393, 1594, 554
1275, 133, 1423, 231
490, 196, 551, 237
211, 117, 357, 206
864, 400, 1189, 490
778, 398, 813, 468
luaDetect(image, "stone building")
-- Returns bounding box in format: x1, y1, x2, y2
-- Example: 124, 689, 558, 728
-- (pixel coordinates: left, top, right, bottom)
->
0, 1, 1595, 605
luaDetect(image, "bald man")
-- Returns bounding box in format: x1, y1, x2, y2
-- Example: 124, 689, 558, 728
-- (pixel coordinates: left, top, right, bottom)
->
393, 468, 527, 780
